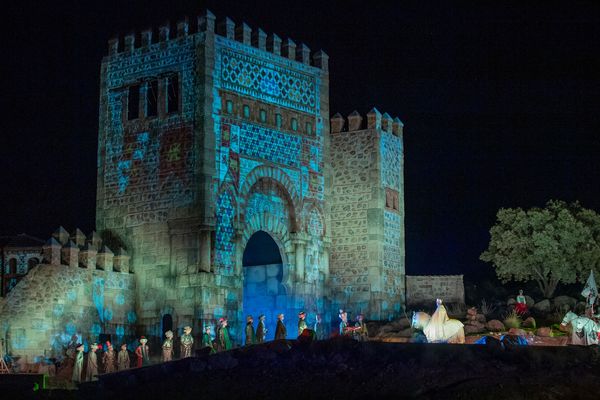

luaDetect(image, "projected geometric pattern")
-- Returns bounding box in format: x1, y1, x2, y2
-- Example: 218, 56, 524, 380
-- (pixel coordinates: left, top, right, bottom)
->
221, 48, 317, 113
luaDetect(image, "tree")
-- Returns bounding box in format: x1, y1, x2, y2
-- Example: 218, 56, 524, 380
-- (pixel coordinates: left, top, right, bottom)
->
480, 200, 600, 298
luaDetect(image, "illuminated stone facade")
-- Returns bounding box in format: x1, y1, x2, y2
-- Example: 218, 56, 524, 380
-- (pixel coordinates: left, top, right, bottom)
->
1, 12, 405, 357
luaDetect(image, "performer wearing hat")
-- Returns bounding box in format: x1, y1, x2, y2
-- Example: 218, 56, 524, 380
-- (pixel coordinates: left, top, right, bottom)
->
180, 326, 194, 358
298, 311, 308, 337
275, 313, 287, 340
218, 318, 232, 351
245, 315, 256, 345
85, 343, 99, 381
117, 343, 130, 371
135, 336, 150, 367
256, 315, 267, 343
102, 341, 117, 373
202, 325, 216, 354
162, 330, 174, 362
71, 344, 84, 383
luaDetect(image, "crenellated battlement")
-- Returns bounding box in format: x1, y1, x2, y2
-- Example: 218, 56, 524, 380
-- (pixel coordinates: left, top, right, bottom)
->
42, 226, 131, 274
106, 10, 328, 71
330, 108, 404, 136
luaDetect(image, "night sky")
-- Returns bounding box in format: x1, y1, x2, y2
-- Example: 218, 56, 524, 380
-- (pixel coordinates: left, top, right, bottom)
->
3, 1, 600, 279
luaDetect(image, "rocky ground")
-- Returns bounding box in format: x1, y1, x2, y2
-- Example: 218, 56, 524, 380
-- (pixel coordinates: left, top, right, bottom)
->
12, 337, 600, 400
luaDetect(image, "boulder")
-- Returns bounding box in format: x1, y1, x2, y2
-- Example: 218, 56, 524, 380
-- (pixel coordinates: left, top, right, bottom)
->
533, 299, 551, 312
507, 298, 516, 306
525, 295, 535, 307
536, 327, 552, 337
486, 319, 505, 332
466, 307, 478, 316
553, 296, 577, 309
475, 314, 486, 323
508, 328, 526, 337
464, 324, 485, 335
522, 317, 536, 329
392, 318, 411, 330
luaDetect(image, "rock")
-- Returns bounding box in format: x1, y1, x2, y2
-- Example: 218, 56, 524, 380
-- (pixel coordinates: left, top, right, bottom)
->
486, 319, 505, 332
464, 324, 485, 334
508, 328, 526, 337
392, 318, 411, 330
522, 317, 536, 328
533, 299, 551, 312
553, 296, 577, 309
536, 327, 552, 337
466, 307, 478, 316
475, 314, 486, 323
398, 328, 413, 337
507, 298, 516, 306
525, 295, 535, 307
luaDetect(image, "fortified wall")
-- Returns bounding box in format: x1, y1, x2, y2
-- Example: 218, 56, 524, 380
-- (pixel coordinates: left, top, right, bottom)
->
0, 228, 135, 359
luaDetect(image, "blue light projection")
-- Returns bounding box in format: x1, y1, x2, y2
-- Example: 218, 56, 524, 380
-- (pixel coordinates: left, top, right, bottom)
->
127, 310, 137, 324
219, 46, 318, 113
90, 323, 102, 336
215, 190, 236, 274
65, 323, 77, 336
115, 293, 125, 305
92, 277, 105, 322
67, 289, 77, 302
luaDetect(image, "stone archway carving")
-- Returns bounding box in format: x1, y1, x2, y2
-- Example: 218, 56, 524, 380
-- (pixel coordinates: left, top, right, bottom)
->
239, 165, 300, 228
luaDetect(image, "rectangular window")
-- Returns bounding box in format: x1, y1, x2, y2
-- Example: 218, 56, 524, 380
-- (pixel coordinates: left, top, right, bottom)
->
259, 109, 267, 123
128, 85, 140, 120
146, 80, 158, 117
243, 105, 250, 118
226, 100, 234, 114
167, 74, 179, 114
275, 113, 282, 129
305, 122, 313, 135
291, 117, 298, 131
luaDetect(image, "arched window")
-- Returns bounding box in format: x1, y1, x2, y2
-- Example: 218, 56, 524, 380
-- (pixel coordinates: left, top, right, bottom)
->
8, 258, 17, 275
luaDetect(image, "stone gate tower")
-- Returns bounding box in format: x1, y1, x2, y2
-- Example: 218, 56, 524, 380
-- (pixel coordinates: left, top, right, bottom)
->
96, 12, 332, 338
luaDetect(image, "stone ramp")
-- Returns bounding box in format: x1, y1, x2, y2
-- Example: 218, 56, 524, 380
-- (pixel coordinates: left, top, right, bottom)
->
71, 338, 600, 399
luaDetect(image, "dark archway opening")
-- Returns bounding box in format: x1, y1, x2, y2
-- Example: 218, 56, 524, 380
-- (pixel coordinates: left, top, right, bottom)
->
242, 231, 288, 340
162, 314, 173, 336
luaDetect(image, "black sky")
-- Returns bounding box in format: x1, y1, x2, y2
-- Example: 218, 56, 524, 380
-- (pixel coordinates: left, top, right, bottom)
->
2, 0, 600, 278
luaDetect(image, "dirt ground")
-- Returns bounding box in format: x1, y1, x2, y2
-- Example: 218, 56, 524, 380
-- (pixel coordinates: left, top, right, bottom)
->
7, 338, 581, 400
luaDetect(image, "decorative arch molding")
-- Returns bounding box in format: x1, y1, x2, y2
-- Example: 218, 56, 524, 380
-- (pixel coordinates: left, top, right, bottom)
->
239, 165, 301, 221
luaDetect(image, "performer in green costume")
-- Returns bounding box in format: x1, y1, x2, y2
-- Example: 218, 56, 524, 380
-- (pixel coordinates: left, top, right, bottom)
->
298, 311, 308, 337
218, 318, 232, 350
202, 325, 216, 354
180, 326, 194, 358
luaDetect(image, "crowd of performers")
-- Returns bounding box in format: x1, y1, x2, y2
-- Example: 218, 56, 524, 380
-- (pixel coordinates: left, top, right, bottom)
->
70, 309, 369, 383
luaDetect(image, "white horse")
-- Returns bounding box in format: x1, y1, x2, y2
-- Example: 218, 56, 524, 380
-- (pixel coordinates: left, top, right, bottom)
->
412, 303, 465, 344
561, 311, 600, 345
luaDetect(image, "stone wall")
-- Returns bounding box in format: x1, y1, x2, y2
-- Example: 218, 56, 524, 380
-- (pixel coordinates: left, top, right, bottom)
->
329, 110, 405, 320
0, 263, 135, 359
406, 275, 465, 305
